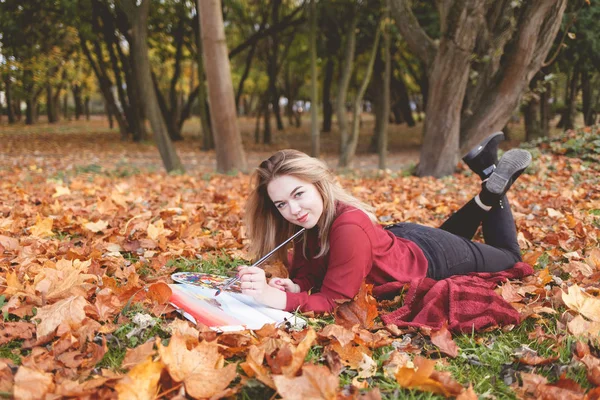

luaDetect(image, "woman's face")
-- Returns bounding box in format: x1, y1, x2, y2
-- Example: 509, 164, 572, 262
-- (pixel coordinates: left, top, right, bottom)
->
267, 175, 324, 229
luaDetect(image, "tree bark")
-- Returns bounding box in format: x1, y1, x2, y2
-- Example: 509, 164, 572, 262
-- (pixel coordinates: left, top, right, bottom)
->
336, 8, 358, 154
390, 0, 567, 177
198, 0, 247, 173
378, 6, 391, 170
460, 0, 568, 153
4, 74, 15, 123
524, 95, 543, 141
322, 57, 334, 133
120, 0, 184, 172
194, 0, 214, 150
309, 0, 320, 157
417, 0, 484, 177
581, 67, 594, 126
339, 28, 381, 168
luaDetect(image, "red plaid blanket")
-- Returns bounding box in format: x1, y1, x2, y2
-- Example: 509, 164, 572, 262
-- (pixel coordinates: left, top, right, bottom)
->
374, 263, 534, 332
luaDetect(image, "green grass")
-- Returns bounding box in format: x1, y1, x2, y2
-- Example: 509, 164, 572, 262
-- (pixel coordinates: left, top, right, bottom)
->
0, 340, 24, 365
96, 306, 171, 372
167, 253, 247, 276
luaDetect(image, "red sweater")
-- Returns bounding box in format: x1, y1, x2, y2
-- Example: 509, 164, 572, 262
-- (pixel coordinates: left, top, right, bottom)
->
284, 203, 428, 312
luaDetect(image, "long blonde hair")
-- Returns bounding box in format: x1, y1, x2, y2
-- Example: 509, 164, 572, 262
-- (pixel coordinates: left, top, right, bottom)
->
244, 149, 377, 264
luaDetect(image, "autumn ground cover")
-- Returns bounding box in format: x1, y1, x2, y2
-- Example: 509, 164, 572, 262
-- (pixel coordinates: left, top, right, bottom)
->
1, 120, 600, 399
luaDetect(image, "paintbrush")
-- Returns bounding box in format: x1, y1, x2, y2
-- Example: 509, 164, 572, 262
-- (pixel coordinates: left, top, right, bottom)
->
214, 227, 306, 296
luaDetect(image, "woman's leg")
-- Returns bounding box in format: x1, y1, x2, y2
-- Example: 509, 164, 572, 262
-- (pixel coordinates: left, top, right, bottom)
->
387, 223, 521, 280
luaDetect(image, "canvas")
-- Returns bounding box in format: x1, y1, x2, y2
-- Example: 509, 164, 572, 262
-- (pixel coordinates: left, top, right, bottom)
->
169, 281, 306, 332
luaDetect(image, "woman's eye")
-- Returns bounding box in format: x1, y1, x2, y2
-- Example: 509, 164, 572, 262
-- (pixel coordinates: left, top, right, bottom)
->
276, 203, 286, 209
295, 192, 304, 198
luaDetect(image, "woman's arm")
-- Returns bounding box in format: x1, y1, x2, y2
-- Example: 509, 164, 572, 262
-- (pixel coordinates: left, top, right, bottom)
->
284, 224, 373, 312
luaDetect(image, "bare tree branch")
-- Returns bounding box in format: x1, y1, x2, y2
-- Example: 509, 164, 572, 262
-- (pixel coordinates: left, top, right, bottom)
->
389, 0, 437, 67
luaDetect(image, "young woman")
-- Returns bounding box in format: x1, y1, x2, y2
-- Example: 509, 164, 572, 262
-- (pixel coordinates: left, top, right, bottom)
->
237, 132, 532, 313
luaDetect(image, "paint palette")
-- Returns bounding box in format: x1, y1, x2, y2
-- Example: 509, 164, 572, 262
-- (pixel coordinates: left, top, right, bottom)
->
171, 272, 242, 293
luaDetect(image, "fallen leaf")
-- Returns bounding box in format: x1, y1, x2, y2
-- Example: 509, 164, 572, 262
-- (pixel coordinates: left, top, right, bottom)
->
13, 366, 55, 400
158, 333, 237, 398
319, 324, 355, 347
430, 325, 459, 358
122, 341, 156, 369
146, 282, 172, 304
35, 295, 89, 338
84, 220, 109, 233
394, 357, 446, 396
335, 282, 378, 329
562, 284, 600, 322
29, 216, 54, 238
281, 328, 317, 377
273, 364, 338, 400
114, 357, 163, 400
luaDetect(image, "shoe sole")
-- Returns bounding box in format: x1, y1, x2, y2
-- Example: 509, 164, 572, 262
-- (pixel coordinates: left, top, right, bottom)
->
486, 149, 532, 195
463, 131, 505, 161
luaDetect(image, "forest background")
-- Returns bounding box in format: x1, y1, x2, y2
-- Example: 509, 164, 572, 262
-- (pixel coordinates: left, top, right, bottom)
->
1, 0, 600, 399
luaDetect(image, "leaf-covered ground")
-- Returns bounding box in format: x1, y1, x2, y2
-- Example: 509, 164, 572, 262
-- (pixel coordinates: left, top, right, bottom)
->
1, 122, 600, 399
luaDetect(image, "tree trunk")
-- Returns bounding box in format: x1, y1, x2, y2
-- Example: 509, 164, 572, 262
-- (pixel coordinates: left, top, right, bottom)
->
322, 58, 334, 133
540, 80, 551, 137
369, 51, 384, 153
417, 1, 484, 177
309, 0, 319, 157
80, 35, 129, 137
73, 84, 83, 120
390, 0, 567, 177
390, 68, 415, 126
559, 63, 579, 130
198, 0, 247, 173
120, 0, 184, 172
194, 0, 214, 150
378, 6, 391, 170
581, 67, 594, 126
63, 93, 69, 120
339, 28, 381, 168
268, 0, 284, 132
336, 8, 358, 154
85, 97, 91, 120
4, 74, 15, 124
25, 97, 38, 125
46, 84, 58, 123
524, 95, 543, 141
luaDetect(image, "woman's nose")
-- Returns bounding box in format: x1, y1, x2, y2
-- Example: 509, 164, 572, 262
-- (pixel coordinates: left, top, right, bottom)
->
289, 201, 301, 215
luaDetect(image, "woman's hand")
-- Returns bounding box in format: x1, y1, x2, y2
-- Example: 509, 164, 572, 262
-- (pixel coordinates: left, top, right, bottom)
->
268, 278, 300, 293
237, 266, 287, 309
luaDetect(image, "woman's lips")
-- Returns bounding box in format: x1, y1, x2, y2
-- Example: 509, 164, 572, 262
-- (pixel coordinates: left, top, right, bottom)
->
297, 213, 308, 223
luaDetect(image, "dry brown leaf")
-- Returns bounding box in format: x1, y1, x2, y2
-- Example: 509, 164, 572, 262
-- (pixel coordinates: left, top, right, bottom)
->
0, 321, 35, 345
13, 366, 55, 400
562, 284, 600, 322
122, 341, 156, 369
318, 324, 355, 347
146, 281, 172, 304
35, 295, 89, 338
29, 216, 54, 238
334, 282, 378, 329
240, 345, 276, 389
273, 364, 338, 400
114, 356, 163, 400
394, 356, 459, 397
430, 325, 459, 358
157, 333, 237, 398
33, 259, 97, 301
281, 327, 317, 377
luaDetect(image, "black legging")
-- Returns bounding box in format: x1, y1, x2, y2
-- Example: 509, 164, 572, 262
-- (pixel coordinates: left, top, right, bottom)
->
385, 195, 522, 280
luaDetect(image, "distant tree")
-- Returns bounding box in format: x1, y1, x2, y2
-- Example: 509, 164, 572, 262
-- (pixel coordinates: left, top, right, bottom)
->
198, 0, 247, 173
309, 0, 320, 157
119, 0, 184, 173
390, 0, 567, 177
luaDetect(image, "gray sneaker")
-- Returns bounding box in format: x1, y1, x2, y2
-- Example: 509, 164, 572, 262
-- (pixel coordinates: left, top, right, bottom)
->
480, 149, 532, 206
